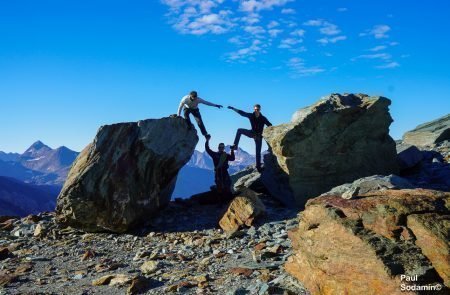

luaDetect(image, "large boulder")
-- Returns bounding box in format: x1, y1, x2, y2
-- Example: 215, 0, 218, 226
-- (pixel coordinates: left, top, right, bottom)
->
262, 93, 399, 206
56, 117, 198, 232
403, 114, 450, 147
285, 189, 450, 294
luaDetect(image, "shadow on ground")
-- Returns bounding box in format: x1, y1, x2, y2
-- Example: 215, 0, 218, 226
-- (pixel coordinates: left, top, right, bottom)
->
136, 189, 298, 235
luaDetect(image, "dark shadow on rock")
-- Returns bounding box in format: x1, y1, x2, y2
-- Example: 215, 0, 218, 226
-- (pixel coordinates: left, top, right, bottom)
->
260, 153, 297, 208
135, 188, 298, 235
400, 150, 450, 192
128, 276, 164, 294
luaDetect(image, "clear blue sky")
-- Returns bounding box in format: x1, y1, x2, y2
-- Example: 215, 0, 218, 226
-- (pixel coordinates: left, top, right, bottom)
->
1, 0, 449, 154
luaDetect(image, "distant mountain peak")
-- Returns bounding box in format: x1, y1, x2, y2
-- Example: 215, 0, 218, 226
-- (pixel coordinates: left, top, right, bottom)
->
27, 140, 51, 152
21, 141, 52, 161
55, 146, 70, 151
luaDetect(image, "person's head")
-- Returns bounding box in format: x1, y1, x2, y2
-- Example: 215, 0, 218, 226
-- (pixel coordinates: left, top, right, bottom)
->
254, 104, 261, 114
190, 91, 198, 100
218, 143, 225, 152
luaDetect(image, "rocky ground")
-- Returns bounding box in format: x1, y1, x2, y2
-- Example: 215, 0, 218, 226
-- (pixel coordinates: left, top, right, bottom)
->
0, 193, 307, 295
1, 102, 448, 295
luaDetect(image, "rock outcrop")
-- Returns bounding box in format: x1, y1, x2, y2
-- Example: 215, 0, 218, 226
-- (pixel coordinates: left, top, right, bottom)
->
219, 189, 265, 233
285, 189, 450, 294
403, 114, 450, 147
56, 117, 198, 233
322, 174, 414, 199
231, 166, 266, 193
262, 93, 398, 206
396, 143, 424, 171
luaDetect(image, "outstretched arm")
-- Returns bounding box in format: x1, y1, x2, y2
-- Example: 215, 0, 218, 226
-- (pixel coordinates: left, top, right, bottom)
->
205, 139, 214, 157
198, 98, 223, 109
227, 106, 252, 119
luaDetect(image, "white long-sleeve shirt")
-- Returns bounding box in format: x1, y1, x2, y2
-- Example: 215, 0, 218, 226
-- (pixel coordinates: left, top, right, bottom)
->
177, 95, 217, 116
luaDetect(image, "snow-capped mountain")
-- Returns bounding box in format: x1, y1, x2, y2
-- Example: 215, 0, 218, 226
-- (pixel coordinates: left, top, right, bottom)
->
0, 141, 79, 186
0, 141, 79, 216
20, 140, 52, 161
20, 141, 78, 177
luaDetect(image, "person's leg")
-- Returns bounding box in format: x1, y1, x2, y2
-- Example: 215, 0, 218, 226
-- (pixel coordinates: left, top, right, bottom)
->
255, 136, 263, 171
233, 129, 254, 146
183, 108, 193, 126
223, 171, 232, 200
191, 109, 208, 136
215, 170, 223, 194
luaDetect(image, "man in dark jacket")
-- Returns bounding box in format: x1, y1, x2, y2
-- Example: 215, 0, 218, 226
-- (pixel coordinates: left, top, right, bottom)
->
228, 104, 272, 172
205, 138, 235, 199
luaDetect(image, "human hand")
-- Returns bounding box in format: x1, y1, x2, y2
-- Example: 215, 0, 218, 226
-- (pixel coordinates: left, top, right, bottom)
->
227, 106, 234, 110
216, 104, 223, 109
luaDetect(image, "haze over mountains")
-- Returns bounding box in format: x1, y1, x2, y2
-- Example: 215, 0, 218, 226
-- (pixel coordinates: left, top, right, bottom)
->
0, 141, 256, 215
0, 176, 58, 216
0, 140, 79, 186
0, 141, 79, 216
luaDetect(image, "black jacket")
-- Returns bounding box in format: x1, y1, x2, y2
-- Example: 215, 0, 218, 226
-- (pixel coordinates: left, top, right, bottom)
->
205, 142, 235, 170
236, 109, 272, 135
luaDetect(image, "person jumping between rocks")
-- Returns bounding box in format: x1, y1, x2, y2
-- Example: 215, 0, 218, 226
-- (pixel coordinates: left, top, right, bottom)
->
205, 137, 235, 201
177, 90, 222, 139
228, 104, 272, 172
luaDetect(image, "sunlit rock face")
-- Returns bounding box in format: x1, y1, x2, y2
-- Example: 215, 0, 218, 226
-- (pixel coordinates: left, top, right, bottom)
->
56, 117, 198, 233
262, 93, 399, 206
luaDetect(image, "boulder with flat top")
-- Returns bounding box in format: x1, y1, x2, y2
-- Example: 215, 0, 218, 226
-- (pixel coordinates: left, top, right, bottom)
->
262, 93, 399, 206
56, 117, 197, 233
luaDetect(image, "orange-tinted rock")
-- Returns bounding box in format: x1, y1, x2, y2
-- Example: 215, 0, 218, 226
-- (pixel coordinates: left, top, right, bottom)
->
0, 219, 14, 231
0, 272, 17, 287
219, 189, 265, 233
229, 267, 254, 277
0, 216, 17, 223
407, 213, 450, 287
285, 189, 449, 295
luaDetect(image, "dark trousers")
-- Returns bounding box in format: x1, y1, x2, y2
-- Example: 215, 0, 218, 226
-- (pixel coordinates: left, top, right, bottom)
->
233, 128, 263, 169
215, 168, 232, 194
214, 168, 233, 202
183, 108, 208, 136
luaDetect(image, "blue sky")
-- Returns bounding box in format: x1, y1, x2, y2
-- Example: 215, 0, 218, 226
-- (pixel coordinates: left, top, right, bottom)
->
1, 0, 449, 154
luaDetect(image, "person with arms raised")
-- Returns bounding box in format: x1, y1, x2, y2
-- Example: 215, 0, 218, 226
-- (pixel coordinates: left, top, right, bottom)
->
205, 138, 235, 201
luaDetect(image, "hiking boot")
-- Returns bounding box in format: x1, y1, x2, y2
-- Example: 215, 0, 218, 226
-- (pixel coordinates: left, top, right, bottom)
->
205, 134, 211, 140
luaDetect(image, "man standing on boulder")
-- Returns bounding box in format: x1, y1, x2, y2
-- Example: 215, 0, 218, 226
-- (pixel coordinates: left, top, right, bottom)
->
205, 138, 235, 200
228, 104, 272, 172
177, 91, 223, 139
